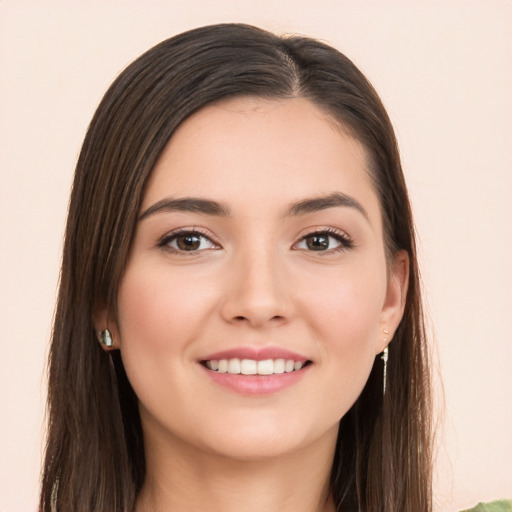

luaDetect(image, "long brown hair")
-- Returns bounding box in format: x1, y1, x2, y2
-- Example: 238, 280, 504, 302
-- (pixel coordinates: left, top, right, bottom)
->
40, 23, 432, 512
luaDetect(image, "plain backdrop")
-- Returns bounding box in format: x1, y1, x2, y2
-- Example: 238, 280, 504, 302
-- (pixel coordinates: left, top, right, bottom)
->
0, 1, 511, 510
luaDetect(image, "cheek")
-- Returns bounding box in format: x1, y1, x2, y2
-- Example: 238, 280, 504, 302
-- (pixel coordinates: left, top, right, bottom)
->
117, 262, 215, 351
114, 261, 226, 429
115, 262, 219, 403
300, 265, 386, 347
295, 263, 387, 407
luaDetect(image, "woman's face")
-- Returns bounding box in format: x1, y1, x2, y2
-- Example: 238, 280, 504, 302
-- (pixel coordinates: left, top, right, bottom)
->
109, 97, 407, 461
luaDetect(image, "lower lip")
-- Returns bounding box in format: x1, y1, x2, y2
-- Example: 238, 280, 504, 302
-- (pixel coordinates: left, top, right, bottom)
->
200, 364, 311, 395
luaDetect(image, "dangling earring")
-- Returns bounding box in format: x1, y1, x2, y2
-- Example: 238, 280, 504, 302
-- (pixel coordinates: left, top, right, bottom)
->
381, 346, 389, 395
382, 329, 390, 395
99, 328, 114, 348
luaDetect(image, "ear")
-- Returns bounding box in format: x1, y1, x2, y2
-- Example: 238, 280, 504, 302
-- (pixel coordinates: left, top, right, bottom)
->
376, 249, 410, 354
93, 304, 121, 351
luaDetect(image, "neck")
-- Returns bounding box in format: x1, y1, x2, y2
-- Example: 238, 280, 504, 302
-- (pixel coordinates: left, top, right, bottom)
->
136, 426, 338, 512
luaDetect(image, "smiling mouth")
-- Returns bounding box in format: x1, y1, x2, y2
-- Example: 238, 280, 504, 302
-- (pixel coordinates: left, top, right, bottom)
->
201, 358, 312, 376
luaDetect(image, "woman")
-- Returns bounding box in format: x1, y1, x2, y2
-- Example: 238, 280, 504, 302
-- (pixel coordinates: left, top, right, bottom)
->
40, 22, 433, 511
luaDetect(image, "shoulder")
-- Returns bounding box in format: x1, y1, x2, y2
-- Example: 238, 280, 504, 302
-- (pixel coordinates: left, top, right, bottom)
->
460, 500, 512, 512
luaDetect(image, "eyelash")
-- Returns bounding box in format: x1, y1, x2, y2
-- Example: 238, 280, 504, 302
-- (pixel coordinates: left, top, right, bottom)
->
158, 227, 354, 255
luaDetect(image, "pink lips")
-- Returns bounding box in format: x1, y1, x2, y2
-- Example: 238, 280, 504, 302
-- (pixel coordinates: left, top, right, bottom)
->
200, 346, 308, 363
199, 346, 311, 396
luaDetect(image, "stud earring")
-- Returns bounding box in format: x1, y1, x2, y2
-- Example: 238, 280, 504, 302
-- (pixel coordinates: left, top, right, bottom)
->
99, 328, 114, 348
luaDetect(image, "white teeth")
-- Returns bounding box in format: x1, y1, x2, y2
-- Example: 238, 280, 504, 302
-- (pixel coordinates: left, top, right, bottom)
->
273, 359, 285, 374
228, 358, 241, 374
257, 359, 274, 375
205, 358, 307, 375
240, 359, 257, 375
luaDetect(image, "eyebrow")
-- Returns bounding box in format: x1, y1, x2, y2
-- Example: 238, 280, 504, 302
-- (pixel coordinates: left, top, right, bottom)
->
139, 192, 368, 221
286, 192, 369, 220
139, 197, 231, 220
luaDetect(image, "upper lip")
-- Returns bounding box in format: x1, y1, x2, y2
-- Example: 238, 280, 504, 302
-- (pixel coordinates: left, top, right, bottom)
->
200, 346, 310, 362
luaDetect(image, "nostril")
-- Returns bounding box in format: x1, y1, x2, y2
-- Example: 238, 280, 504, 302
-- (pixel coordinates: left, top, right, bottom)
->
233, 314, 285, 323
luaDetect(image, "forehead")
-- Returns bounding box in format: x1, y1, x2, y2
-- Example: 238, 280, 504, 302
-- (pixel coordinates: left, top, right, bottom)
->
144, 96, 380, 223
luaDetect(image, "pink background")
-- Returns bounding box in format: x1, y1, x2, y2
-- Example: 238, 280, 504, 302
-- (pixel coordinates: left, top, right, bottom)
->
0, 1, 510, 510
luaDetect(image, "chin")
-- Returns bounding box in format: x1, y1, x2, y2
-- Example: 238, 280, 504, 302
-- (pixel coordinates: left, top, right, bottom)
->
191, 414, 339, 464
204, 434, 307, 462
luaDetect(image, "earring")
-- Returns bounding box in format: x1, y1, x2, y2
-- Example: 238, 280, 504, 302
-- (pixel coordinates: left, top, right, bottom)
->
381, 329, 390, 396
99, 328, 114, 348
381, 346, 389, 395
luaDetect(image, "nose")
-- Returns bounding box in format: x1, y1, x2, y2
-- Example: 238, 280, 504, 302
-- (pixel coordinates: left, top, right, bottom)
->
219, 247, 292, 328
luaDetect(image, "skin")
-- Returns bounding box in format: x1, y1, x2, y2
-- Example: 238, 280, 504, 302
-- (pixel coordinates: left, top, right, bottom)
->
97, 96, 408, 512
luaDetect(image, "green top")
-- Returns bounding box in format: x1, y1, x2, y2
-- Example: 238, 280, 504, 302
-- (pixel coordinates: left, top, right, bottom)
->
461, 500, 512, 512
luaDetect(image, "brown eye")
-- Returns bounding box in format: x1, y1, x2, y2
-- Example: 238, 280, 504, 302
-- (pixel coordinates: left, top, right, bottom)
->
305, 234, 330, 251
161, 231, 218, 253
176, 234, 202, 251
294, 230, 353, 253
